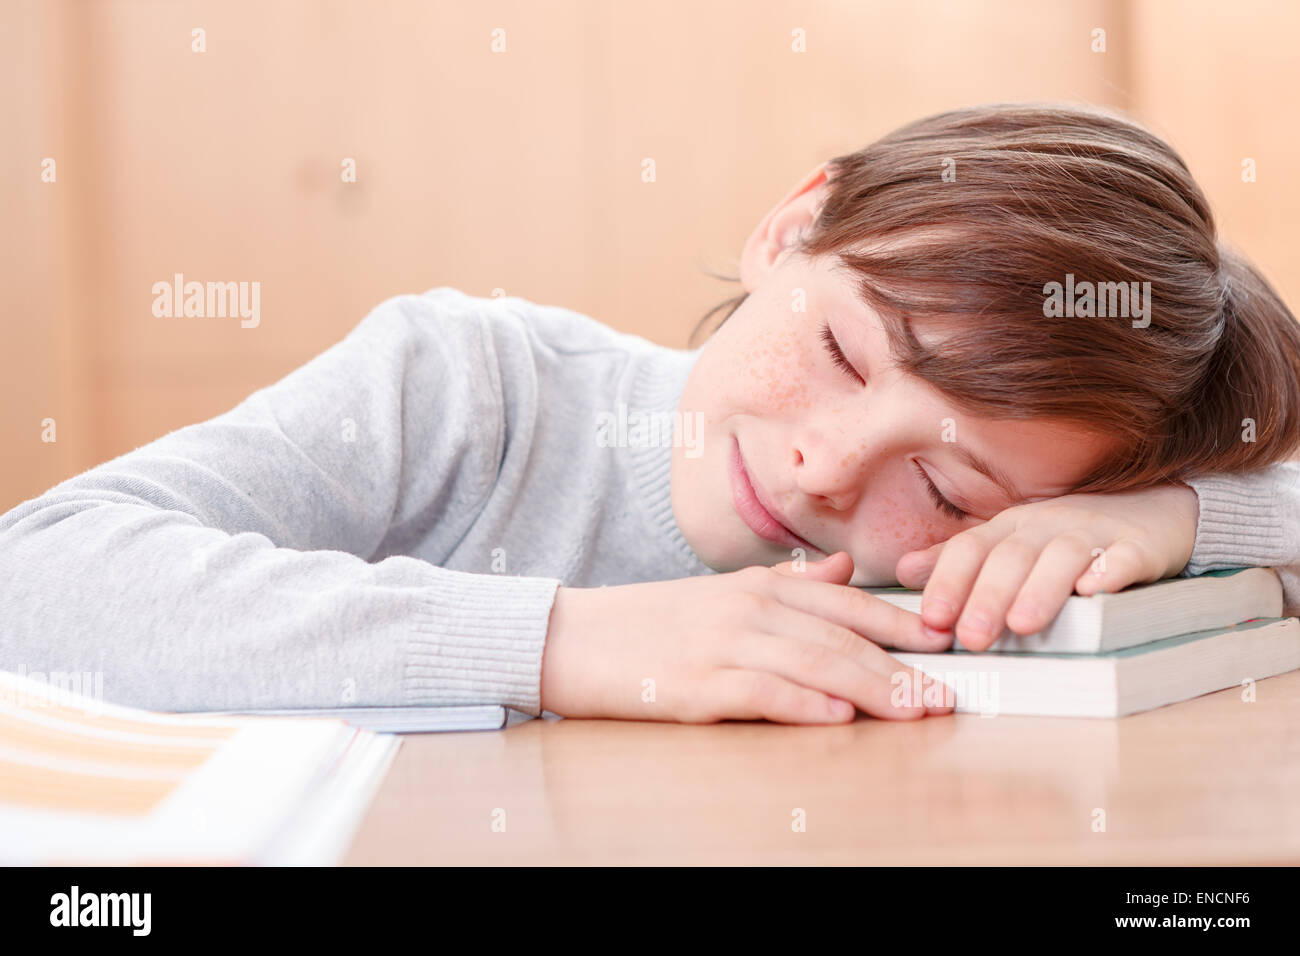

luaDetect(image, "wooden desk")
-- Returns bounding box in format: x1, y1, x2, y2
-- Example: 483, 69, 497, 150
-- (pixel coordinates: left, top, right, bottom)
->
343, 671, 1300, 865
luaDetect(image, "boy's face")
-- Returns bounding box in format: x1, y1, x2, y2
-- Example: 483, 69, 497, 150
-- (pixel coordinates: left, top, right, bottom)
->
670, 165, 1116, 585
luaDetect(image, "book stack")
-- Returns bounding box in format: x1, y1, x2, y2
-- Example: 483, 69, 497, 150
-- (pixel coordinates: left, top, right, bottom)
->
0, 669, 400, 865
865, 567, 1300, 718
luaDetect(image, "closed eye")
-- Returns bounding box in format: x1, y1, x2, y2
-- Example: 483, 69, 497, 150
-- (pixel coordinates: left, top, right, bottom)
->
819, 321, 864, 384
914, 461, 970, 521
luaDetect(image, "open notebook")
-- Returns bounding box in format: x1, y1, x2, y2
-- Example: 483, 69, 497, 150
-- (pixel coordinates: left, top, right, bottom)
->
0, 669, 399, 865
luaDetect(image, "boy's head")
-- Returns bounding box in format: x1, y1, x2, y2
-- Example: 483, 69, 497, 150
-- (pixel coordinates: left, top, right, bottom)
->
671, 102, 1300, 582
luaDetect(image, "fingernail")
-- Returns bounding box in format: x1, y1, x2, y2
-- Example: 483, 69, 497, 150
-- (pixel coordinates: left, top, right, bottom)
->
958, 612, 990, 638
829, 698, 854, 719
923, 625, 951, 642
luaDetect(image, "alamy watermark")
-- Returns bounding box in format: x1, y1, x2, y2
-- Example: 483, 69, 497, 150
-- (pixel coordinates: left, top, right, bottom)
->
892, 668, 1000, 716
50, 886, 151, 936
1, 666, 105, 716
595, 402, 703, 458
1043, 273, 1151, 328
152, 273, 260, 328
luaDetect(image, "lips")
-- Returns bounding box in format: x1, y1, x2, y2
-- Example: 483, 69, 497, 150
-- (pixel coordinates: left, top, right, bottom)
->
728, 435, 819, 552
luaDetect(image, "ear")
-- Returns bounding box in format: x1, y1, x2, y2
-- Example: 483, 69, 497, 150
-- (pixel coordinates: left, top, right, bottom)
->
738, 162, 832, 292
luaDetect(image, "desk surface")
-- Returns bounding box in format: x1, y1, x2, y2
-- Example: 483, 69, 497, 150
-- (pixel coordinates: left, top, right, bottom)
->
344, 671, 1300, 865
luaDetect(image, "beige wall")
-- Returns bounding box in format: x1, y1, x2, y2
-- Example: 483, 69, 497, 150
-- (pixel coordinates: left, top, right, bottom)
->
3, 0, 1297, 509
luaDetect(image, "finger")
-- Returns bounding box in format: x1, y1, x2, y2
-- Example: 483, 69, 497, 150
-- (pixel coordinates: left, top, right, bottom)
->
891, 665, 956, 716
767, 571, 952, 651
732, 613, 954, 719
769, 549, 854, 582
955, 533, 1056, 651
895, 542, 944, 589
1004, 532, 1101, 635
918, 526, 1008, 631
754, 600, 917, 678
731, 629, 923, 719
1073, 537, 1160, 596
703, 669, 859, 725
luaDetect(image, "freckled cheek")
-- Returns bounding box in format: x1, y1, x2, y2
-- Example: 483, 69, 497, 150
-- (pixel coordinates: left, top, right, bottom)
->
858, 494, 953, 556
734, 334, 817, 413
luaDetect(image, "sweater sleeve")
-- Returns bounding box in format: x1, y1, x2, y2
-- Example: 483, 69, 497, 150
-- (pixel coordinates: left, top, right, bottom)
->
1178, 461, 1300, 618
0, 292, 561, 716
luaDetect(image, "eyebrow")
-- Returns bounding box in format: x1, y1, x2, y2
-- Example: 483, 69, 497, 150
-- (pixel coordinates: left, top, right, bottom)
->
951, 444, 1026, 507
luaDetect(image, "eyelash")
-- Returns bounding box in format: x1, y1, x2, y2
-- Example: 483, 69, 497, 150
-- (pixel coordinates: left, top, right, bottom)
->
818, 321, 864, 384
914, 461, 970, 521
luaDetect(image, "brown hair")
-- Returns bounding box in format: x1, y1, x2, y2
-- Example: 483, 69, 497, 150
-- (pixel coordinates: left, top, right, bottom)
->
693, 102, 1300, 492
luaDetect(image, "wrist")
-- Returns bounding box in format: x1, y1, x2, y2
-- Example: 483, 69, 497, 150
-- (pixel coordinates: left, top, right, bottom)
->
1165, 480, 1200, 575
540, 586, 597, 718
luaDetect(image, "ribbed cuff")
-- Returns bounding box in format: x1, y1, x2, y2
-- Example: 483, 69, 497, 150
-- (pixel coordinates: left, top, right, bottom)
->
403, 569, 561, 716
1180, 472, 1292, 576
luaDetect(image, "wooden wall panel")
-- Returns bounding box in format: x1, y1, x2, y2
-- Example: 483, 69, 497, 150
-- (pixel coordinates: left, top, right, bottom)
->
4, 0, 1294, 510
1, 0, 87, 504
1127, 0, 1300, 317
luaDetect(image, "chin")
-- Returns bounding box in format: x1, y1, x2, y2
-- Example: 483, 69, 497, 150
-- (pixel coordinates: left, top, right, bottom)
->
696, 538, 770, 574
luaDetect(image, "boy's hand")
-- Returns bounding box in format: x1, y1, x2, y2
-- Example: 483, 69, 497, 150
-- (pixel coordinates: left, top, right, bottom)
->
540, 551, 955, 724
894, 482, 1200, 651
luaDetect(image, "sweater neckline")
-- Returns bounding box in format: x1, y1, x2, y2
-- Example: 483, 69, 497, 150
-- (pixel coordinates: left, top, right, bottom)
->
626, 345, 716, 578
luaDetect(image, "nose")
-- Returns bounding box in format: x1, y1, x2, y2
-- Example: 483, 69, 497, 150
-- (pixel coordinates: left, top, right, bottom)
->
791, 429, 870, 512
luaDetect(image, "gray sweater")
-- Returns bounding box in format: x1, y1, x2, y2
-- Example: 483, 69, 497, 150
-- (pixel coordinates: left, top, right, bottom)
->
2, 287, 1297, 716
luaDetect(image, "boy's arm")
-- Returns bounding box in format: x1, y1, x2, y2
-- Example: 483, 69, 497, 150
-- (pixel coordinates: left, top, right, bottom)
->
1179, 461, 1300, 617
0, 291, 560, 715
